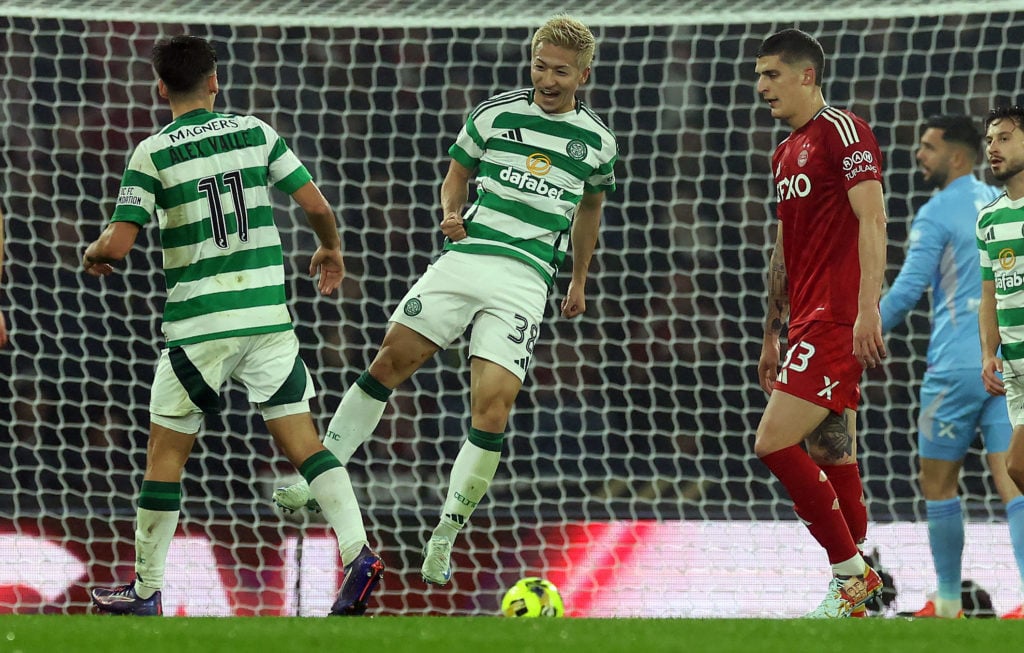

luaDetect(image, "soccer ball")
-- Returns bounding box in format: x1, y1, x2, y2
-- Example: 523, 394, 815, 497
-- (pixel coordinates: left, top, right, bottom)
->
500, 577, 564, 617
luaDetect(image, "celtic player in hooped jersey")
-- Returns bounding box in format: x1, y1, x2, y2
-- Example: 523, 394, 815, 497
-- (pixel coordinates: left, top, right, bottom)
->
443, 86, 617, 287
108, 112, 309, 346
84, 35, 384, 616
270, 14, 617, 588
979, 107, 1024, 619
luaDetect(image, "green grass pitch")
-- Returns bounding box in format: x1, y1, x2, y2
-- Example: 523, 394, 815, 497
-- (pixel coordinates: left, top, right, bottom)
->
0, 615, 1016, 653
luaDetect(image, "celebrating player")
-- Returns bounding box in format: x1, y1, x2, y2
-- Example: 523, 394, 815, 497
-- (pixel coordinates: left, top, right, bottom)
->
977, 105, 1024, 619
881, 114, 1023, 619
84, 35, 383, 616
272, 13, 617, 587
753, 28, 888, 618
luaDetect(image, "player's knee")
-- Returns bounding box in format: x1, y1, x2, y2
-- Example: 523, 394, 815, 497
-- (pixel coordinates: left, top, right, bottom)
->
366, 354, 397, 385
367, 348, 420, 387
753, 433, 778, 460
471, 401, 513, 433
916, 471, 950, 501
917, 469, 935, 499
753, 413, 792, 459
1007, 457, 1024, 492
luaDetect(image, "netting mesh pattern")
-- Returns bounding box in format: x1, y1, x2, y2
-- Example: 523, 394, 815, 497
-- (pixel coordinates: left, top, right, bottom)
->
1, 12, 1023, 614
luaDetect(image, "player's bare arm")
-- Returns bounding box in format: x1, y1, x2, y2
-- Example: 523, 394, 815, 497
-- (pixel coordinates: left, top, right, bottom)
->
848, 179, 888, 368
979, 278, 1006, 396
759, 225, 788, 393
83, 221, 142, 277
292, 180, 344, 295
561, 191, 604, 318
439, 159, 472, 241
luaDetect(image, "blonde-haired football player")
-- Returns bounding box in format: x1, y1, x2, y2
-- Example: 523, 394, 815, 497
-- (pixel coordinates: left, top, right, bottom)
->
273, 13, 618, 586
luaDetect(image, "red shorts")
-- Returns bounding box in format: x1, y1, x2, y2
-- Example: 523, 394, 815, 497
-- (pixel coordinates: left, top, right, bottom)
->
773, 321, 862, 412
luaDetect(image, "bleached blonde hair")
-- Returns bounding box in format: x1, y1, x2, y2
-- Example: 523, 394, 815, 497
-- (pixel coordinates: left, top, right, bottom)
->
531, 14, 595, 71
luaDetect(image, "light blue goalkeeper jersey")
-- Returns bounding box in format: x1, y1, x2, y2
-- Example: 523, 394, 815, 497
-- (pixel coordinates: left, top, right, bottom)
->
880, 174, 1000, 372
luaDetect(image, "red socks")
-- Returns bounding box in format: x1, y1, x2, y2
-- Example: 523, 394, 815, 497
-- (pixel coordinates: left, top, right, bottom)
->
820, 462, 867, 546
760, 445, 859, 563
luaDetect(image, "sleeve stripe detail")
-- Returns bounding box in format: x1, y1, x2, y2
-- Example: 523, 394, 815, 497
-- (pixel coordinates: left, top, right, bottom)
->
469, 89, 531, 121
821, 107, 859, 148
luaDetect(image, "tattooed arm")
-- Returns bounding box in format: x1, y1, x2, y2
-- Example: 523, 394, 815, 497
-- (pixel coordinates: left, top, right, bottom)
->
758, 225, 790, 394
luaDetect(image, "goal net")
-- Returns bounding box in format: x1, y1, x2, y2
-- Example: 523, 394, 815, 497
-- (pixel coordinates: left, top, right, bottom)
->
1, 0, 1023, 617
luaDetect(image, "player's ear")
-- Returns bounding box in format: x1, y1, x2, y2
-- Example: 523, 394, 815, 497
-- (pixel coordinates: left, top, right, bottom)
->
956, 144, 973, 168
157, 79, 170, 100
579, 66, 591, 85
803, 67, 815, 87
208, 73, 219, 95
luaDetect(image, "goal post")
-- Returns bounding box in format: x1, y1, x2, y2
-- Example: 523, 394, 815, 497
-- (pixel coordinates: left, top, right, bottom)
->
1, 1, 1023, 616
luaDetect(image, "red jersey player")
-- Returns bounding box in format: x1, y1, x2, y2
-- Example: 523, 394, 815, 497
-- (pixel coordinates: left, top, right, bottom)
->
753, 28, 888, 618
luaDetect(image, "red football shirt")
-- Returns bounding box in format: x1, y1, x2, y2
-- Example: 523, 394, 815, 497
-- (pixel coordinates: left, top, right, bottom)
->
771, 105, 883, 330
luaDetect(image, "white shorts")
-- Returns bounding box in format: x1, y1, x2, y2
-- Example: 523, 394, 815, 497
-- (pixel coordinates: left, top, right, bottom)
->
389, 250, 548, 382
150, 329, 314, 433
1004, 360, 1024, 426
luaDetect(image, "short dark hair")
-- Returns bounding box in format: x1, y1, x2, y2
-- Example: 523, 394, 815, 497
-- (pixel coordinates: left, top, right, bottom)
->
986, 105, 1024, 132
151, 35, 217, 95
757, 28, 826, 87
924, 114, 983, 154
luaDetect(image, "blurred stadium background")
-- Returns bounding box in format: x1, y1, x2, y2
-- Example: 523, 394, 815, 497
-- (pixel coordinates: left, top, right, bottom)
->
1, 0, 1023, 617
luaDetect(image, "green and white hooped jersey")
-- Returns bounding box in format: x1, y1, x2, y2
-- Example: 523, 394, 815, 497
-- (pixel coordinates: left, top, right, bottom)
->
110, 109, 312, 347
447, 88, 618, 286
977, 192, 1024, 367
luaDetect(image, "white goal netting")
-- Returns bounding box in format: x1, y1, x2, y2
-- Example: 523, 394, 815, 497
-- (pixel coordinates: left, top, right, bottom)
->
1, 1, 1023, 617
